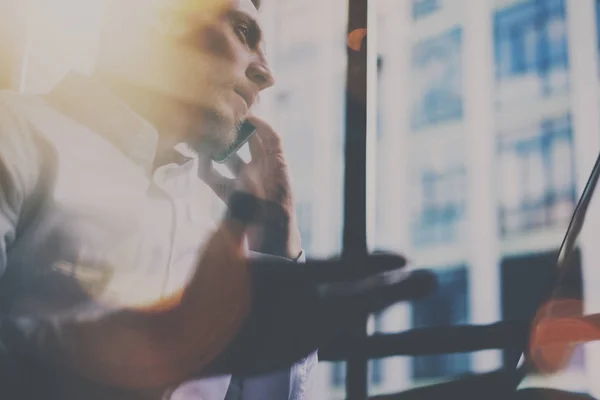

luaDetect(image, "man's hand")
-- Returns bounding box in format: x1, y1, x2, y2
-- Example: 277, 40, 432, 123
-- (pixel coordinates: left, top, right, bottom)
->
203, 114, 302, 260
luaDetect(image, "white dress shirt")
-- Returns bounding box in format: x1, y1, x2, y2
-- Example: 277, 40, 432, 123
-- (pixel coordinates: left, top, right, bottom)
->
0, 72, 317, 399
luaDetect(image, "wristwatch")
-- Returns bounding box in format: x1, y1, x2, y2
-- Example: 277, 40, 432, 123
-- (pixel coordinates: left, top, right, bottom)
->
226, 191, 263, 225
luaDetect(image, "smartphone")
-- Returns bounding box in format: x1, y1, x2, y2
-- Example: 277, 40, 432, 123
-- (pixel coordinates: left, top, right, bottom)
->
212, 120, 257, 164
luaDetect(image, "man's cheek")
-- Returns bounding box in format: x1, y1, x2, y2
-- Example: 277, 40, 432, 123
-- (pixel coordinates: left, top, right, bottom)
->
197, 25, 238, 63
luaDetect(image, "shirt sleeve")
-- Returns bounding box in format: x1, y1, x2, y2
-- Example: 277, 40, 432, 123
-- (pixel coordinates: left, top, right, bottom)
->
289, 351, 319, 400
295, 250, 306, 264
246, 249, 306, 263
0, 95, 41, 276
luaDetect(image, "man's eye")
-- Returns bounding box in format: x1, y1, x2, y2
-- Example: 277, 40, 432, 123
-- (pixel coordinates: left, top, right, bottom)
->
234, 23, 250, 43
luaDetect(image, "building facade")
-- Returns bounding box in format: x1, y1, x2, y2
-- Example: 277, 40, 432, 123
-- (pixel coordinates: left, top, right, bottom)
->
370, 0, 599, 398
261, 0, 600, 398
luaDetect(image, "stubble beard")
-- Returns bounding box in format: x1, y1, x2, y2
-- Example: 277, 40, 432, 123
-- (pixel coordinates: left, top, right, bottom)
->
191, 107, 244, 157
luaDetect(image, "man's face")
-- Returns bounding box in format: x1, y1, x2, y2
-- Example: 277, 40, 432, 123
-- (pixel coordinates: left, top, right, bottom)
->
100, 0, 274, 153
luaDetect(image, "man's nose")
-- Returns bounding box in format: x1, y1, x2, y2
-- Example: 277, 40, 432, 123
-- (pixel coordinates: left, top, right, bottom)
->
247, 59, 275, 91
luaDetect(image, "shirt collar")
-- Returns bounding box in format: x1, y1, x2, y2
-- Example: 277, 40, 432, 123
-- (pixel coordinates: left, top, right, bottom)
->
45, 72, 161, 173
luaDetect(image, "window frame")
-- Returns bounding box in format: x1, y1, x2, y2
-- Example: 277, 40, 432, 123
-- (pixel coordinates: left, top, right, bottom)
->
497, 114, 577, 236
411, 27, 464, 130
493, 0, 569, 96
412, 166, 467, 248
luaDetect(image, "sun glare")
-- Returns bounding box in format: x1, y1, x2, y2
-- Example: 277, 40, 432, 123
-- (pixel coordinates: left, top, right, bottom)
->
22, 0, 105, 92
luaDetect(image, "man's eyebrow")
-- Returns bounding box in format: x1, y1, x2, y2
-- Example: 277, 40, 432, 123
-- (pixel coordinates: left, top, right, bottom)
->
228, 9, 263, 45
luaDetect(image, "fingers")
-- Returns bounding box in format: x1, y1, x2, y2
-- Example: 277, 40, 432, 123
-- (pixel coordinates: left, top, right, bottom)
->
246, 114, 284, 154
248, 132, 265, 162
203, 167, 235, 202
225, 154, 246, 176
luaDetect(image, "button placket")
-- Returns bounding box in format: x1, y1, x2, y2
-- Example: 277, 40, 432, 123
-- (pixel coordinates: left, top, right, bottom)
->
153, 162, 201, 295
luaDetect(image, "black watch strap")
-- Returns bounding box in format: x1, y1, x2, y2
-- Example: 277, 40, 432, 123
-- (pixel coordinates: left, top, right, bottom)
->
227, 191, 263, 224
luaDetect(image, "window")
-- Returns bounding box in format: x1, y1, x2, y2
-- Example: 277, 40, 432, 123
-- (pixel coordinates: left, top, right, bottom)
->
375, 0, 592, 395
270, 80, 344, 258
411, 267, 470, 380
411, 27, 463, 129
494, 0, 569, 96
273, 1, 320, 69
272, 86, 315, 191
369, 358, 384, 387
412, 167, 467, 247
498, 114, 576, 236
296, 202, 313, 254
331, 361, 347, 387
412, 0, 440, 20
369, 313, 385, 386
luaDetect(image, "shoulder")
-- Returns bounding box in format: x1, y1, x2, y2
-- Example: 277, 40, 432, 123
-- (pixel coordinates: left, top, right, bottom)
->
0, 90, 43, 114
0, 91, 49, 198
0, 89, 47, 151
0, 90, 47, 140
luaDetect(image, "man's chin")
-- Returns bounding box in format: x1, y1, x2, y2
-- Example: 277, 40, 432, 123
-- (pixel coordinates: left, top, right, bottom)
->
192, 124, 239, 158
184, 105, 242, 153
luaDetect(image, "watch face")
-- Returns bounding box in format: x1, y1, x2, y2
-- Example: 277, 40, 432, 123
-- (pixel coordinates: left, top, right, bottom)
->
212, 120, 257, 164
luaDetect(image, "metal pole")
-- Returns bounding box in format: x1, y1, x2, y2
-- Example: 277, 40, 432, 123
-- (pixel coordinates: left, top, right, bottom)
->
343, 0, 369, 397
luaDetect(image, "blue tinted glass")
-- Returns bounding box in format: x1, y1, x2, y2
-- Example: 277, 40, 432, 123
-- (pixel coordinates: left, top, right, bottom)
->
412, 168, 466, 247
412, 267, 470, 379
498, 115, 576, 236
412, 27, 463, 129
494, 0, 568, 83
412, 0, 440, 20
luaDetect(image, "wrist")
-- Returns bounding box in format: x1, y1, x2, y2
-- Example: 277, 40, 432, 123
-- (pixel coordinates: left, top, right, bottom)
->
250, 217, 302, 259
226, 191, 302, 259
283, 226, 302, 260
226, 191, 263, 225
251, 226, 298, 259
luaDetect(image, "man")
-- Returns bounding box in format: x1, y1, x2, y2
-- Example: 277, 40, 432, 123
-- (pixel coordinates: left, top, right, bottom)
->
0, 0, 318, 398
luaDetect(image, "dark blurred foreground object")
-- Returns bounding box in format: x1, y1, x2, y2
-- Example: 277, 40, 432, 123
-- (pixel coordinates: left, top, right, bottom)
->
206, 253, 436, 376
0, 253, 437, 399
368, 371, 594, 400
